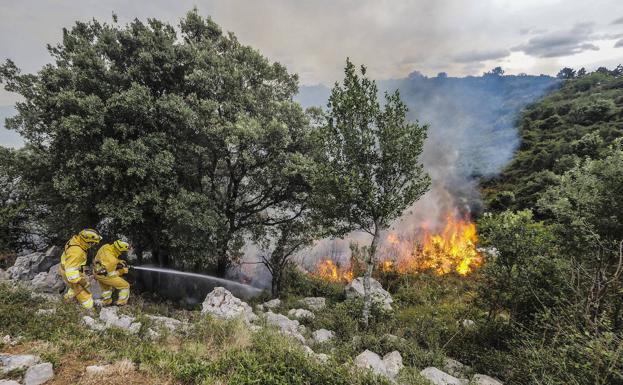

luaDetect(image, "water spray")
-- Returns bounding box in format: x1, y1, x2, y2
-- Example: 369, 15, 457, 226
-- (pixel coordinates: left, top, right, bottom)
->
130, 265, 263, 298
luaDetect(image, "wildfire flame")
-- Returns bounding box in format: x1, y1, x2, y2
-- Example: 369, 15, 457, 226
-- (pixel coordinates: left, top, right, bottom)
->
316, 259, 354, 282
391, 213, 482, 276
313, 213, 482, 281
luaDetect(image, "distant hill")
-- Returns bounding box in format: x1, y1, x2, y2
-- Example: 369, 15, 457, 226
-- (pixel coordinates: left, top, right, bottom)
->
0, 105, 21, 148
482, 71, 623, 213
297, 74, 559, 180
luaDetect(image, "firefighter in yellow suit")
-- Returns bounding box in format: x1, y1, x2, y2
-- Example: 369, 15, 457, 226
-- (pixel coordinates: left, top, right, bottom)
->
59, 229, 102, 310
94, 240, 131, 306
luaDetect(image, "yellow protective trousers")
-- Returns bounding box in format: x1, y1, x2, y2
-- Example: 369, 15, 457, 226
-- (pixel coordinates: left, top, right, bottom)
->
58, 265, 93, 309
95, 274, 130, 306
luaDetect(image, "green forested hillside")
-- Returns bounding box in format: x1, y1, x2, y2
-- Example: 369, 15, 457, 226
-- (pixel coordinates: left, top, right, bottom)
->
483, 70, 623, 213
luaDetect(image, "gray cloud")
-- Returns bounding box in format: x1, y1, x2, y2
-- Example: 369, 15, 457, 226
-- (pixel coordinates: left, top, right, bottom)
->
612, 16, 623, 24
453, 48, 510, 63
1, 0, 623, 106
616, 39, 623, 48
513, 22, 600, 58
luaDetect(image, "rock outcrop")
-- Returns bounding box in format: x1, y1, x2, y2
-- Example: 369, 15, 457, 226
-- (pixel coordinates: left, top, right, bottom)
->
345, 277, 393, 310
24, 362, 54, 385
145, 315, 184, 333
0, 268, 9, 282
298, 297, 326, 311
256, 299, 281, 311
420, 367, 468, 385
7, 247, 61, 281
288, 308, 315, 320
263, 311, 306, 344
472, 374, 504, 385
83, 307, 141, 334
29, 263, 64, 293
354, 350, 403, 380
0, 354, 40, 374
201, 287, 258, 324
311, 329, 335, 344
443, 358, 470, 379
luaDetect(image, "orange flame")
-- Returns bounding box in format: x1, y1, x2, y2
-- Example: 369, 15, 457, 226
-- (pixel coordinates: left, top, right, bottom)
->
389, 213, 482, 276
316, 259, 354, 282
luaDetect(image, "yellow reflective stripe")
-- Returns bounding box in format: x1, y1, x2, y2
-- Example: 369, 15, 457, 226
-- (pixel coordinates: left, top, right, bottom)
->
81, 298, 94, 309
118, 289, 129, 299
65, 267, 80, 272
101, 291, 112, 299
66, 271, 80, 281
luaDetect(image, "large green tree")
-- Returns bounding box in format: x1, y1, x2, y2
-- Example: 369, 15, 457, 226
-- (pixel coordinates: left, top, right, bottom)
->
0, 11, 312, 275
313, 59, 430, 326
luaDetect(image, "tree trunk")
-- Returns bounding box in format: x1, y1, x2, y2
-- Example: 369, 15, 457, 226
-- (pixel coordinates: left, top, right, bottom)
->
362, 224, 380, 327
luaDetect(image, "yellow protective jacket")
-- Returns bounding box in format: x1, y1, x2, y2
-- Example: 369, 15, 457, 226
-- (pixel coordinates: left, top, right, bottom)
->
94, 244, 127, 278
60, 235, 89, 283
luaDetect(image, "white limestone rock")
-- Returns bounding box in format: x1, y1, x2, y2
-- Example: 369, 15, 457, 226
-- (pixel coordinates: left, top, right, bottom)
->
462, 319, 475, 328
85, 365, 108, 376
35, 308, 57, 316
345, 277, 393, 310
30, 264, 64, 293
201, 287, 258, 324
382, 351, 404, 379
7, 246, 61, 281
264, 311, 306, 344
311, 329, 335, 344
0, 268, 9, 281
145, 314, 184, 333
83, 316, 107, 332
298, 297, 326, 311
354, 350, 403, 380
420, 367, 469, 385
260, 299, 282, 311
24, 362, 54, 385
0, 354, 40, 374
288, 308, 315, 320
443, 358, 470, 379
472, 374, 504, 385
0, 380, 22, 385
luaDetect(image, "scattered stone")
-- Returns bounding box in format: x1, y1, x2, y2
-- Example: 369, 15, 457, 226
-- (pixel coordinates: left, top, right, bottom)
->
99, 307, 141, 334
382, 351, 404, 379
355, 350, 387, 378
316, 353, 330, 363
443, 358, 470, 379
7, 246, 61, 281
30, 264, 64, 293
260, 299, 281, 310
24, 362, 54, 385
472, 374, 504, 385
298, 297, 326, 311
146, 328, 160, 340
2, 335, 21, 347
301, 346, 330, 364
30, 292, 61, 303
83, 316, 107, 332
311, 329, 335, 344
354, 350, 403, 380
0, 380, 22, 385
264, 311, 306, 344
35, 308, 57, 316
0, 354, 40, 374
201, 287, 258, 324
462, 319, 475, 328
145, 315, 184, 333
345, 277, 393, 310
249, 325, 262, 333
420, 367, 468, 385
85, 365, 108, 376
0, 268, 9, 281
288, 308, 315, 320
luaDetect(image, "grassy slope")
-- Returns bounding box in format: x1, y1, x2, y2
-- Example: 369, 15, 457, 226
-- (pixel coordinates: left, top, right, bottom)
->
4, 277, 482, 385
482, 72, 623, 213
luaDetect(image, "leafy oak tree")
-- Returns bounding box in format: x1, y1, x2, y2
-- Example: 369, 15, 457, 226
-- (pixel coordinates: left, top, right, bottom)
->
0, 10, 312, 275
313, 59, 430, 326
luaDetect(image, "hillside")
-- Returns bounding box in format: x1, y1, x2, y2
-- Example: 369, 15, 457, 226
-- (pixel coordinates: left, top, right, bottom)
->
482, 71, 623, 213
299, 73, 558, 179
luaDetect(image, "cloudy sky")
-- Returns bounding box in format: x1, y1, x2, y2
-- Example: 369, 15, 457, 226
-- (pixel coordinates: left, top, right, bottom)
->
1, 0, 623, 105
